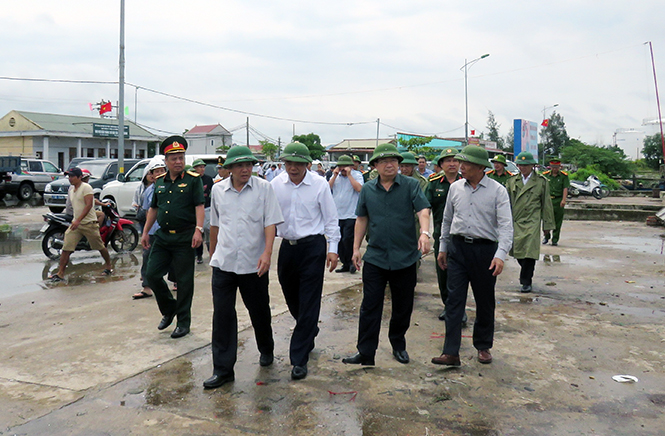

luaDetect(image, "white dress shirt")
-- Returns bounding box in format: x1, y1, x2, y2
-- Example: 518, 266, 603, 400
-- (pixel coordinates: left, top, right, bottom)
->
271, 170, 341, 253
331, 169, 364, 219
209, 176, 284, 275
439, 175, 513, 261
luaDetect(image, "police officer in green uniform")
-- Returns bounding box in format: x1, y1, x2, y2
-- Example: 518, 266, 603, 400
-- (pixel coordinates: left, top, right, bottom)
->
542, 160, 569, 246
487, 154, 513, 186
424, 148, 466, 322
141, 136, 205, 339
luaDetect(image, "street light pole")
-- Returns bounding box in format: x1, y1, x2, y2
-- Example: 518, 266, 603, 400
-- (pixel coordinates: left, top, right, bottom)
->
461, 54, 490, 145
541, 103, 559, 164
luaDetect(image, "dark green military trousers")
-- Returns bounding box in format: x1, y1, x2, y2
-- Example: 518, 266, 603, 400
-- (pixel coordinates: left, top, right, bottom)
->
551, 197, 565, 244
146, 228, 196, 329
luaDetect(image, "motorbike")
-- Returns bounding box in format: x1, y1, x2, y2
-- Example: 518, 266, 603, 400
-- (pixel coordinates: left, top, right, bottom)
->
40, 200, 140, 259
568, 175, 610, 200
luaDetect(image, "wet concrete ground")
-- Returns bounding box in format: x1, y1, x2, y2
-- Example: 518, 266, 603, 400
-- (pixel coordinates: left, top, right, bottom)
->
1, 206, 665, 435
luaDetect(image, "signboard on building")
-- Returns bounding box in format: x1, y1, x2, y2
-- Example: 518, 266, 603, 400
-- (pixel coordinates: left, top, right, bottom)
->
92, 123, 129, 138
513, 119, 538, 157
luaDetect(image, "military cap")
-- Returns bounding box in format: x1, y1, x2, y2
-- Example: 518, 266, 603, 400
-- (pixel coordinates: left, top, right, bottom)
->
369, 143, 403, 165
336, 155, 354, 166
436, 147, 459, 165
549, 159, 562, 166
191, 158, 206, 167
160, 135, 188, 155
399, 152, 418, 165
515, 151, 537, 165
224, 146, 258, 168
491, 154, 507, 165
216, 156, 226, 168
455, 145, 491, 168
280, 142, 312, 163
352, 155, 362, 163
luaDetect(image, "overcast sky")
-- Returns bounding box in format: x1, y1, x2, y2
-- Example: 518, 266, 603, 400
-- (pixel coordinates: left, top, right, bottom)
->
2, 1, 665, 150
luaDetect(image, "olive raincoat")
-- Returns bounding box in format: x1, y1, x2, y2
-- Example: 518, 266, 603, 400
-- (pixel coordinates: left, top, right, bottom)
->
505, 172, 555, 259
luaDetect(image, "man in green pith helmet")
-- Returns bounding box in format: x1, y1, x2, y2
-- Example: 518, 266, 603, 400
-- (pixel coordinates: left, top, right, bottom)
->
541, 160, 569, 246
487, 154, 513, 186
505, 151, 555, 294
424, 147, 466, 323
399, 152, 428, 191
141, 135, 205, 339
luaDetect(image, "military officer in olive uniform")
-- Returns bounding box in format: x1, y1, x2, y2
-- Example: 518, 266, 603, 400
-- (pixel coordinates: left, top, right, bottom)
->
424, 148, 465, 322
486, 154, 513, 186
542, 160, 569, 246
141, 136, 205, 339
399, 152, 429, 191
505, 152, 555, 293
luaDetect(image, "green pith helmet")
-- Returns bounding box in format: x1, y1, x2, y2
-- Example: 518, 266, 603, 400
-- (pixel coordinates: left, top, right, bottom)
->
336, 155, 354, 166
184, 164, 192, 172
399, 152, 418, 165
515, 151, 537, 165
369, 143, 403, 165
352, 155, 362, 163
224, 146, 258, 167
281, 142, 312, 163
191, 158, 206, 167
436, 147, 459, 165
491, 154, 507, 165
455, 145, 491, 168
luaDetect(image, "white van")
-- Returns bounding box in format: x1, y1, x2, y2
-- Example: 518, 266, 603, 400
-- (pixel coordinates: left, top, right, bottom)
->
100, 154, 222, 218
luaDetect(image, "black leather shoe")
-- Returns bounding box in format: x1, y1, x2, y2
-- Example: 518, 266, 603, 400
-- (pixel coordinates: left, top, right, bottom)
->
520, 285, 532, 293
171, 326, 189, 338
342, 352, 375, 366
349, 265, 357, 274
335, 266, 350, 273
291, 365, 307, 380
393, 349, 409, 364
259, 353, 274, 367
203, 373, 234, 389
157, 314, 175, 330
551, 242, 558, 246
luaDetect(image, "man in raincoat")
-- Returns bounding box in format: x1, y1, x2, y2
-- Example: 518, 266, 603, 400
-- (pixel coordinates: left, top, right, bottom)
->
505, 152, 555, 293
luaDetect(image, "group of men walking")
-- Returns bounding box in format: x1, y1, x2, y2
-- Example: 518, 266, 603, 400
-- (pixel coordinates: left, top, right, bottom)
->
133, 133, 570, 388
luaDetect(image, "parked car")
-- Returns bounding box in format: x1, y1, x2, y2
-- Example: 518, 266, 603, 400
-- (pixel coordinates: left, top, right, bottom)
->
43, 158, 139, 213
100, 154, 221, 218
0, 158, 64, 200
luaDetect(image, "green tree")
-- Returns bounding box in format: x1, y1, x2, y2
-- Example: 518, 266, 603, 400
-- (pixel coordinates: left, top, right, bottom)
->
260, 140, 279, 161
292, 133, 325, 159
642, 133, 664, 170
560, 139, 632, 177
485, 111, 505, 150
504, 126, 514, 154
540, 111, 570, 157
396, 136, 441, 160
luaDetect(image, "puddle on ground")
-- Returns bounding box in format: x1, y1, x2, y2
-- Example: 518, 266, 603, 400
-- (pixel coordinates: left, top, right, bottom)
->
600, 235, 664, 255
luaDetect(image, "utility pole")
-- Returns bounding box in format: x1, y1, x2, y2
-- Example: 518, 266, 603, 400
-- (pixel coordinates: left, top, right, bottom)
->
118, 0, 125, 173
376, 118, 380, 148
246, 117, 249, 147
647, 41, 665, 165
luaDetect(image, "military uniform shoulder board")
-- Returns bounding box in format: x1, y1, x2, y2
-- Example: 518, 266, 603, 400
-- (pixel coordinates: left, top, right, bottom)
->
542, 170, 551, 175
505, 170, 514, 176
487, 169, 496, 175
186, 170, 200, 177
214, 178, 224, 183
155, 172, 166, 179
429, 173, 444, 182
561, 170, 569, 176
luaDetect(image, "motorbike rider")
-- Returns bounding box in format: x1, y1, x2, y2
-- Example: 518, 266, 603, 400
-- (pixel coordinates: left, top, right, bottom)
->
49, 167, 113, 282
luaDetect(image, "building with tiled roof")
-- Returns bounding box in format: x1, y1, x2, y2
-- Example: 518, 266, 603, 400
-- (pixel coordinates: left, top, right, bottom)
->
184, 124, 232, 154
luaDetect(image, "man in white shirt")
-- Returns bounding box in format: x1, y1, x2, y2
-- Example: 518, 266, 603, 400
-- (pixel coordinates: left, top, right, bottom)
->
329, 154, 364, 274
203, 146, 284, 390
271, 142, 341, 380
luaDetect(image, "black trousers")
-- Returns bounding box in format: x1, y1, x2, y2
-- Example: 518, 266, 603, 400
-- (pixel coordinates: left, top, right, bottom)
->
338, 218, 356, 269
356, 261, 417, 357
145, 230, 195, 329
277, 235, 327, 366
517, 258, 536, 286
211, 268, 274, 377
443, 238, 497, 355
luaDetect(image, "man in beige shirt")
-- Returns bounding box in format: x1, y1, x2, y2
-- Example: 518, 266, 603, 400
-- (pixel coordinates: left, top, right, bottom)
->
49, 167, 113, 282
